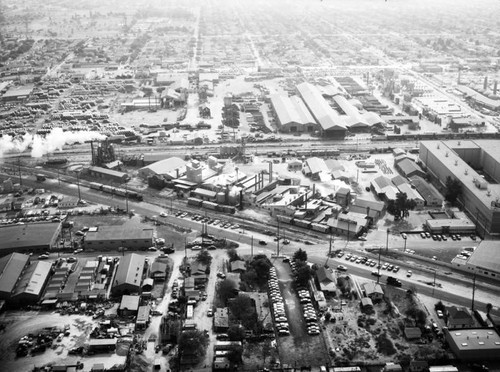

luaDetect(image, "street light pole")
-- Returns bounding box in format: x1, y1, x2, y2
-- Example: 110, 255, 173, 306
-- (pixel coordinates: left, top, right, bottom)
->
377, 247, 382, 284
403, 236, 407, 252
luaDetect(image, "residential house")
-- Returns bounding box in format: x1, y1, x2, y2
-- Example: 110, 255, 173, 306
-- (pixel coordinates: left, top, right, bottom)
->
119, 295, 140, 316
362, 282, 384, 302
230, 260, 246, 273
404, 327, 422, 340
446, 306, 475, 328
316, 267, 336, 293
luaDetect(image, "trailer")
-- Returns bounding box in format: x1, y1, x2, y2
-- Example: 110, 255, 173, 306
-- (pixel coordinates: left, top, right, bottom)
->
36, 174, 46, 182
89, 182, 102, 190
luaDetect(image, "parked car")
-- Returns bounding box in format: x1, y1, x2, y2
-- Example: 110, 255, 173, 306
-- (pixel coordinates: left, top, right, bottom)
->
336, 265, 347, 272
406, 270, 413, 277
259, 240, 267, 245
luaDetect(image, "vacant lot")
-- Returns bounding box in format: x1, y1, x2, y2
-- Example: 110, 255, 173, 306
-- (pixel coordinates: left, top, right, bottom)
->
324, 279, 446, 366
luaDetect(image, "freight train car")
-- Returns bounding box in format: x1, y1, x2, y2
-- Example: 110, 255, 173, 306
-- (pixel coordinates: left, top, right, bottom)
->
202, 201, 218, 210
311, 223, 330, 233
90, 182, 103, 190
294, 219, 312, 229
187, 197, 203, 207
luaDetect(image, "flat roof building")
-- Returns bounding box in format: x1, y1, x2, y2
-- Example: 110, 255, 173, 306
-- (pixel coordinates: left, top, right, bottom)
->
0, 222, 62, 256
451, 240, 500, 282
84, 225, 154, 251
444, 328, 500, 361
419, 140, 500, 235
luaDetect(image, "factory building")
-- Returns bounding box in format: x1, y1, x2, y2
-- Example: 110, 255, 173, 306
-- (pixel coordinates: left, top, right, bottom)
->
87, 166, 129, 183
419, 140, 500, 236
138, 157, 186, 180
0, 222, 62, 256
112, 254, 146, 296
0, 253, 51, 306
451, 240, 500, 282
296, 82, 347, 138
84, 225, 154, 251
269, 94, 319, 133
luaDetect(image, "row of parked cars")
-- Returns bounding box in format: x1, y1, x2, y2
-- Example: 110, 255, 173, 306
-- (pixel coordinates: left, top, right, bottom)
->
268, 267, 289, 336
289, 261, 320, 336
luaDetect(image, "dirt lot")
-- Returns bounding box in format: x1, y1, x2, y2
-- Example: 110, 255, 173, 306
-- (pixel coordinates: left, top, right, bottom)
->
0, 311, 128, 372
323, 278, 446, 366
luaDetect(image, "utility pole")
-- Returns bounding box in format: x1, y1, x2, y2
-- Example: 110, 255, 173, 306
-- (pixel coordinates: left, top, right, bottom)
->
386, 229, 390, 253
125, 183, 129, 214
276, 219, 280, 257
76, 171, 81, 202
57, 168, 60, 186
17, 157, 22, 186
251, 236, 254, 259
377, 247, 382, 284
328, 233, 333, 257
471, 273, 477, 311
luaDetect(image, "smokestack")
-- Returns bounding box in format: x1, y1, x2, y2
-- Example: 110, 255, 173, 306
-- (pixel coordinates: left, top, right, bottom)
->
494, 81, 498, 96
484, 76, 488, 90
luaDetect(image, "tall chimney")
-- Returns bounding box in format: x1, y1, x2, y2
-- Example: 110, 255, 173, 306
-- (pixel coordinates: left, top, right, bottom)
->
484, 76, 488, 90
494, 81, 498, 96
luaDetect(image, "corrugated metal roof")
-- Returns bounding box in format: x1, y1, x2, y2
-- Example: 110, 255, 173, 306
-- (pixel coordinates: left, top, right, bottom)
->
297, 82, 346, 130
114, 254, 145, 289
12, 261, 52, 298
0, 253, 30, 294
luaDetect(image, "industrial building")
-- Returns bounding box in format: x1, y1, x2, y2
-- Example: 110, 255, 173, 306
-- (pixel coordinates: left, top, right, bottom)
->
296, 82, 347, 138
138, 157, 186, 180
451, 240, 500, 281
419, 140, 500, 235
0, 253, 51, 306
10, 261, 52, 306
444, 328, 500, 361
0, 222, 62, 256
87, 166, 130, 183
84, 225, 154, 251
0, 253, 31, 301
269, 94, 319, 133
112, 254, 146, 296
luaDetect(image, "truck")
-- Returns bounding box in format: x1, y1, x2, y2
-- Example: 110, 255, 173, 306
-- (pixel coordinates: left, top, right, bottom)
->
186, 304, 194, 319
386, 276, 402, 287
36, 174, 46, 182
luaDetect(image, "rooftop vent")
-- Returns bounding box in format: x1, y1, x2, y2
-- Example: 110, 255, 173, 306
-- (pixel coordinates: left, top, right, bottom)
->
458, 141, 461, 146
445, 152, 449, 157
455, 160, 458, 166
487, 190, 491, 197
465, 169, 468, 175
437, 144, 440, 149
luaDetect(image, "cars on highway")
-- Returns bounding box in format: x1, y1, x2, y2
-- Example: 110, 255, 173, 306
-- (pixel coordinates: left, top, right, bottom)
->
336, 265, 347, 272
259, 240, 267, 245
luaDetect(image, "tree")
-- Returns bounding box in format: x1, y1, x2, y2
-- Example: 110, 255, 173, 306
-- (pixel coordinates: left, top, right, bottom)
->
445, 176, 462, 204
217, 279, 238, 304
196, 249, 212, 266
293, 248, 308, 262
486, 303, 493, 315
227, 248, 240, 262
295, 262, 312, 287
248, 255, 272, 285
387, 192, 417, 219
178, 329, 209, 363
229, 295, 257, 330
227, 325, 246, 341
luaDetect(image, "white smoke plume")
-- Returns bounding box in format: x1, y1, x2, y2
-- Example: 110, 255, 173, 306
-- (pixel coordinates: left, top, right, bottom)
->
0, 128, 106, 159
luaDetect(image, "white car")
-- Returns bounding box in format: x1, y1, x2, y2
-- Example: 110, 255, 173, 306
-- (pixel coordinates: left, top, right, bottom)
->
160, 212, 168, 217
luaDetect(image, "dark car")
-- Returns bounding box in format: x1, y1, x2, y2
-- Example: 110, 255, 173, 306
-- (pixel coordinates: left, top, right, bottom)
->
259, 240, 267, 245
371, 271, 382, 277
386, 276, 402, 287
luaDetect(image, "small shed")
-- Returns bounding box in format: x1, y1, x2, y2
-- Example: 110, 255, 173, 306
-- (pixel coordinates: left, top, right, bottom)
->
404, 326, 422, 340
119, 295, 140, 316
230, 260, 246, 273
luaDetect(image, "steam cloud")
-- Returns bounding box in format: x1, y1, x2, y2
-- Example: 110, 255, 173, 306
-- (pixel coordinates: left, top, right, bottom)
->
0, 128, 106, 159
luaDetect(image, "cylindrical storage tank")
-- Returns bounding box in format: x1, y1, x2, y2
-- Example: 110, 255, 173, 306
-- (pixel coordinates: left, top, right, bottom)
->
216, 192, 226, 204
